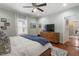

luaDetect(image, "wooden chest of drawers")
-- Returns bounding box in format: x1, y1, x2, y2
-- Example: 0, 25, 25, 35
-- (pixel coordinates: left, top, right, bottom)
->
40, 32, 60, 43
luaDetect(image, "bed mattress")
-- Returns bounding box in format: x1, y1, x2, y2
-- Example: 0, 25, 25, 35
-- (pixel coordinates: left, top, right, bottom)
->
2, 36, 52, 56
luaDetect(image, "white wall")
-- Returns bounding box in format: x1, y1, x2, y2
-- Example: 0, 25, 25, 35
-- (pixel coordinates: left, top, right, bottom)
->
0, 9, 16, 36
0, 8, 38, 36
27, 16, 39, 35
15, 12, 39, 35
38, 17, 54, 30
38, 6, 79, 43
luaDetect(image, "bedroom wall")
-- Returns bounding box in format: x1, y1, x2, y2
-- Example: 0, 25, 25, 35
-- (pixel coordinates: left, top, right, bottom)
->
0, 8, 16, 36
15, 12, 39, 35
0, 8, 39, 36
38, 6, 79, 43
27, 16, 39, 35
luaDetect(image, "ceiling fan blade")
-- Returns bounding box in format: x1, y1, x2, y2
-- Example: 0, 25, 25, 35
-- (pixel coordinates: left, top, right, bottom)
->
37, 3, 47, 7
32, 3, 37, 6
37, 8, 44, 12
23, 6, 33, 8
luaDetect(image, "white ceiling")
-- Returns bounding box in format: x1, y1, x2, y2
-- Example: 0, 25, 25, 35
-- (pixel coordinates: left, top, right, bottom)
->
0, 3, 79, 17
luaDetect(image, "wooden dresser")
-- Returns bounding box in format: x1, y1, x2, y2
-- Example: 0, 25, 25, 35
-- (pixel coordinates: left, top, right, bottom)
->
40, 32, 60, 43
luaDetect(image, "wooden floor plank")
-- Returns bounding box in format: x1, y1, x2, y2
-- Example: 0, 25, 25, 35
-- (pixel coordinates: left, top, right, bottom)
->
51, 38, 79, 56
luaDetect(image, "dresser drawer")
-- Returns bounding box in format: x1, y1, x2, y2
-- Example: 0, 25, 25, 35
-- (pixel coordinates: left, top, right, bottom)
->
40, 32, 60, 43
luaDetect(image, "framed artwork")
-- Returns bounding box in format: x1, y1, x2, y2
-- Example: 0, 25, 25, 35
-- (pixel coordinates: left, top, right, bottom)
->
1, 18, 7, 22
0, 18, 10, 30
38, 24, 41, 28
30, 23, 36, 28
4, 22, 10, 26
1, 26, 7, 30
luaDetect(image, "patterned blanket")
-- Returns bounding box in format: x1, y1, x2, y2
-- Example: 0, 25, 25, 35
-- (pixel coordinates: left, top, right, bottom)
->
21, 35, 49, 45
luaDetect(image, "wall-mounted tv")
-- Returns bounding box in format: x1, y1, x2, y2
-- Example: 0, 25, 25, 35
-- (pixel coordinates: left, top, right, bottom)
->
45, 24, 55, 32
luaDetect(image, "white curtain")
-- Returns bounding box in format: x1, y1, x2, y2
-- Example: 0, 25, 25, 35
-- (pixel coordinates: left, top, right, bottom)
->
16, 14, 28, 35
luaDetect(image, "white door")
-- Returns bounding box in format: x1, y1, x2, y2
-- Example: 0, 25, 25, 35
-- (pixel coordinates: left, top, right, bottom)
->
74, 21, 79, 35
68, 20, 79, 36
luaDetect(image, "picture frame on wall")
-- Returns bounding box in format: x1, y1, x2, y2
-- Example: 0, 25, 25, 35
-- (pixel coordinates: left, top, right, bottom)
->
38, 24, 41, 28
4, 22, 10, 26
1, 26, 7, 30
30, 23, 36, 28
1, 18, 7, 22
0, 18, 10, 30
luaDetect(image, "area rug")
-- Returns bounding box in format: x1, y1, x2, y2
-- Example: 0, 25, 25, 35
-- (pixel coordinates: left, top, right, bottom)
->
51, 46, 68, 56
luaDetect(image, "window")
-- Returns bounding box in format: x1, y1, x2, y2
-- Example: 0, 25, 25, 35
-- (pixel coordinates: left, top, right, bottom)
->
17, 19, 27, 35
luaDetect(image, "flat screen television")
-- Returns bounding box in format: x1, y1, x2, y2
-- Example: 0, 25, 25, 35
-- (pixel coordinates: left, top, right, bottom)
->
45, 24, 55, 32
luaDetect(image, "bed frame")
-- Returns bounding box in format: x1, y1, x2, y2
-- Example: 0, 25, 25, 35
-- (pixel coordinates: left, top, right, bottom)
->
40, 48, 51, 56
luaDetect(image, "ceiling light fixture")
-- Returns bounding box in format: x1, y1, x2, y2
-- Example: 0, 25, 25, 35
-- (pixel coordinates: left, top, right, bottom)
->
32, 8, 37, 12
63, 3, 67, 7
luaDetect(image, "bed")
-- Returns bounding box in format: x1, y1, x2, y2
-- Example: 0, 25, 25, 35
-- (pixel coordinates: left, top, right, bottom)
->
2, 36, 52, 56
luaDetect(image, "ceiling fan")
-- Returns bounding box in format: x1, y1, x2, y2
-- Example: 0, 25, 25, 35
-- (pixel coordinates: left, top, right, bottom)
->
23, 3, 47, 12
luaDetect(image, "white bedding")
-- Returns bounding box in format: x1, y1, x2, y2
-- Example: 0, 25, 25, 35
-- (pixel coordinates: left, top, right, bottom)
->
3, 36, 52, 56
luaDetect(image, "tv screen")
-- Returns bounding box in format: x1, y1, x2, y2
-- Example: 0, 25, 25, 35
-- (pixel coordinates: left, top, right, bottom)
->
45, 24, 54, 32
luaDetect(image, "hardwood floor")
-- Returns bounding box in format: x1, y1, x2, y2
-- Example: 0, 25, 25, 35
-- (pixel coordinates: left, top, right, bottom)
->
52, 43, 66, 50
51, 38, 79, 56
64, 38, 79, 56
